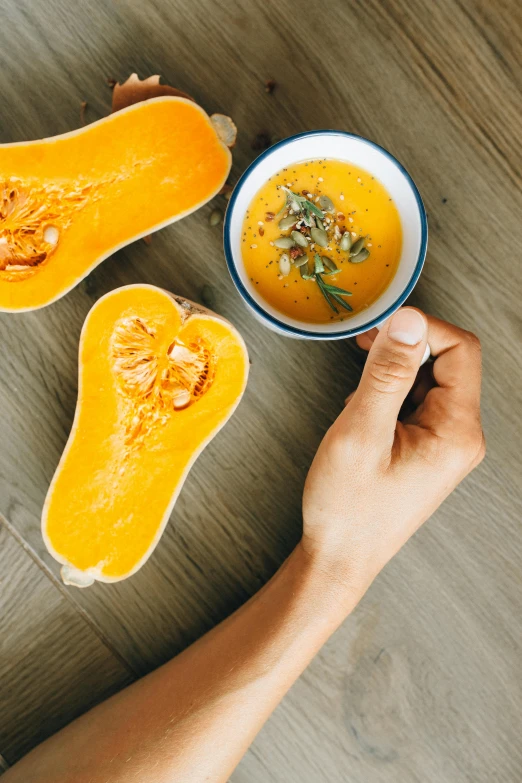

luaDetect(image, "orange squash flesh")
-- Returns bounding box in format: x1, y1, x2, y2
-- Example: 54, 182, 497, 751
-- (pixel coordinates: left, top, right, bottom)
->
0, 98, 231, 311
41, 284, 249, 586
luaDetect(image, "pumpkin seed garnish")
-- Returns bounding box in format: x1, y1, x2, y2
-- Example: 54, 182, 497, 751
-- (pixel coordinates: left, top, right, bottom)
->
350, 235, 367, 256
311, 227, 328, 247
281, 187, 324, 219
322, 255, 338, 272
274, 236, 295, 249
294, 254, 309, 267
340, 231, 352, 251
262, 182, 372, 314
279, 215, 297, 230
350, 247, 370, 263
278, 252, 291, 276
318, 194, 335, 212
209, 208, 223, 226
291, 230, 308, 248
302, 255, 352, 312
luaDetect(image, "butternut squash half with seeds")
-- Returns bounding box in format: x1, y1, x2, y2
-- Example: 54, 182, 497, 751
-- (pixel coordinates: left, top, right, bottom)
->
42, 284, 249, 587
0, 97, 234, 311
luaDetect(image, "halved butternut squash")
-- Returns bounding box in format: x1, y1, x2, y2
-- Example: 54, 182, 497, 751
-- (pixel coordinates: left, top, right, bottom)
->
0, 97, 233, 311
42, 284, 249, 587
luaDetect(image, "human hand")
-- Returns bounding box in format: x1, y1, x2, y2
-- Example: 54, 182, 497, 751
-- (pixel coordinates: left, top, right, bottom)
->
301, 307, 485, 610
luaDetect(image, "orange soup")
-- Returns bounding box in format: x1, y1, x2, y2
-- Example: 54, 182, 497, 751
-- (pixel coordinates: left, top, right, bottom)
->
241, 159, 402, 323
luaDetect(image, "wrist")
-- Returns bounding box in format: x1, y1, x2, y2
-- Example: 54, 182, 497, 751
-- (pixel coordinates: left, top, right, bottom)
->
289, 541, 362, 626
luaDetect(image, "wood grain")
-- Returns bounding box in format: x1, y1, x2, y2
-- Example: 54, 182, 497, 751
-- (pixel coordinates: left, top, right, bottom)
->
0, 0, 521, 778
0, 519, 133, 765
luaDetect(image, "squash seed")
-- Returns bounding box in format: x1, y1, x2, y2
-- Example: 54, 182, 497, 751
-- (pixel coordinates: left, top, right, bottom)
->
209, 208, 223, 226
322, 256, 338, 272
279, 253, 291, 276
318, 194, 335, 213
350, 248, 370, 263
274, 236, 295, 249
311, 227, 328, 247
294, 254, 309, 267
43, 225, 59, 245
350, 236, 367, 256
173, 389, 191, 409
300, 263, 310, 278
291, 230, 308, 248
340, 231, 352, 251
315, 218, 325, 231
279, 215, 297, 230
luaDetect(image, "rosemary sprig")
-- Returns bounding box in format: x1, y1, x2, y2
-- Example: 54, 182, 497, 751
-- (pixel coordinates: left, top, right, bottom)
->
281, 187, 324, 220
315, 273, 339, 313
327, 291, 353, 312
313, 255, 353, 312
313, 254, 325, 274
273, 185, 362, 316
319, 282, 353, 296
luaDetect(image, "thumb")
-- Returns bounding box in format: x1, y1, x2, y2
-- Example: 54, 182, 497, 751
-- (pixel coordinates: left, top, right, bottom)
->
350, 307, 428, 438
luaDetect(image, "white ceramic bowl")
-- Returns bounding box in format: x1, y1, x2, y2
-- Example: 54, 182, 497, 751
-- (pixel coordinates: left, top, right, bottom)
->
224, 131, 428, 339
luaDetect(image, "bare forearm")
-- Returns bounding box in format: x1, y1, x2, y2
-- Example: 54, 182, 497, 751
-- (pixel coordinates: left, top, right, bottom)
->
6, 310, 484, 783
6, 544, 355, 783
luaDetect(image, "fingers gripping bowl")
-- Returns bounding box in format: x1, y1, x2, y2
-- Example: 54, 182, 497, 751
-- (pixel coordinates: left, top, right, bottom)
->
224, 131, 428, 341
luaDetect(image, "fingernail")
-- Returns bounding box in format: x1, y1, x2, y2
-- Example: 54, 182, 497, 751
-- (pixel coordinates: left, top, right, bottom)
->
387, 309, 426, 346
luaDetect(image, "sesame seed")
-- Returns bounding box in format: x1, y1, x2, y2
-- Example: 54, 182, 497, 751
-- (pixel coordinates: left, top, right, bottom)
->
277, 274, 283, 280
357, 177, 361, 183
348, 217, 353, 223
269, 241, 274, 246
307, 192, 313, 198
318, 177, 324, 182
258, 221, 264, 226
351, 231, 357, 237
340, 194, 345, 200
250, 244, 257, 249
286, 182, 292, 187
367, 243, 373, 247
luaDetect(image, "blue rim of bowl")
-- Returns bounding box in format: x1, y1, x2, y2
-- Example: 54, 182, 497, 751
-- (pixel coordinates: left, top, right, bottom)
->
223, 130, 428, 339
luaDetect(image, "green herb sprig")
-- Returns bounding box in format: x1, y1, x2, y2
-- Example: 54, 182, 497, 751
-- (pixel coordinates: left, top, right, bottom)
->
281, 187, 323, 226
313, 255, 353, 313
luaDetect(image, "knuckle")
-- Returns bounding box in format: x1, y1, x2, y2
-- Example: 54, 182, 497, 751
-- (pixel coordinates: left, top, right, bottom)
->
475, 432, 487, 464
463, 329, 482, 354
367, 352, 414, 393
454, 427, 485, 466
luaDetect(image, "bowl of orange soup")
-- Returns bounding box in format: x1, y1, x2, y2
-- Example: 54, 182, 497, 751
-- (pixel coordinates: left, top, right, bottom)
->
224, 131, 427, 339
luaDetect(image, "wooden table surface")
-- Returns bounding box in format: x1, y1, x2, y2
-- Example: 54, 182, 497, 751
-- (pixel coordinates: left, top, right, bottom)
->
1, 0, 521, 779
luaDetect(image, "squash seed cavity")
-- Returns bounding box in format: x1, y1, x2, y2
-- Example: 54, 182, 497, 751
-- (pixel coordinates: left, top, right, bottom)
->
0, 169, 131, 282
111, 316, 215, 445
0, 177, 94, 281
